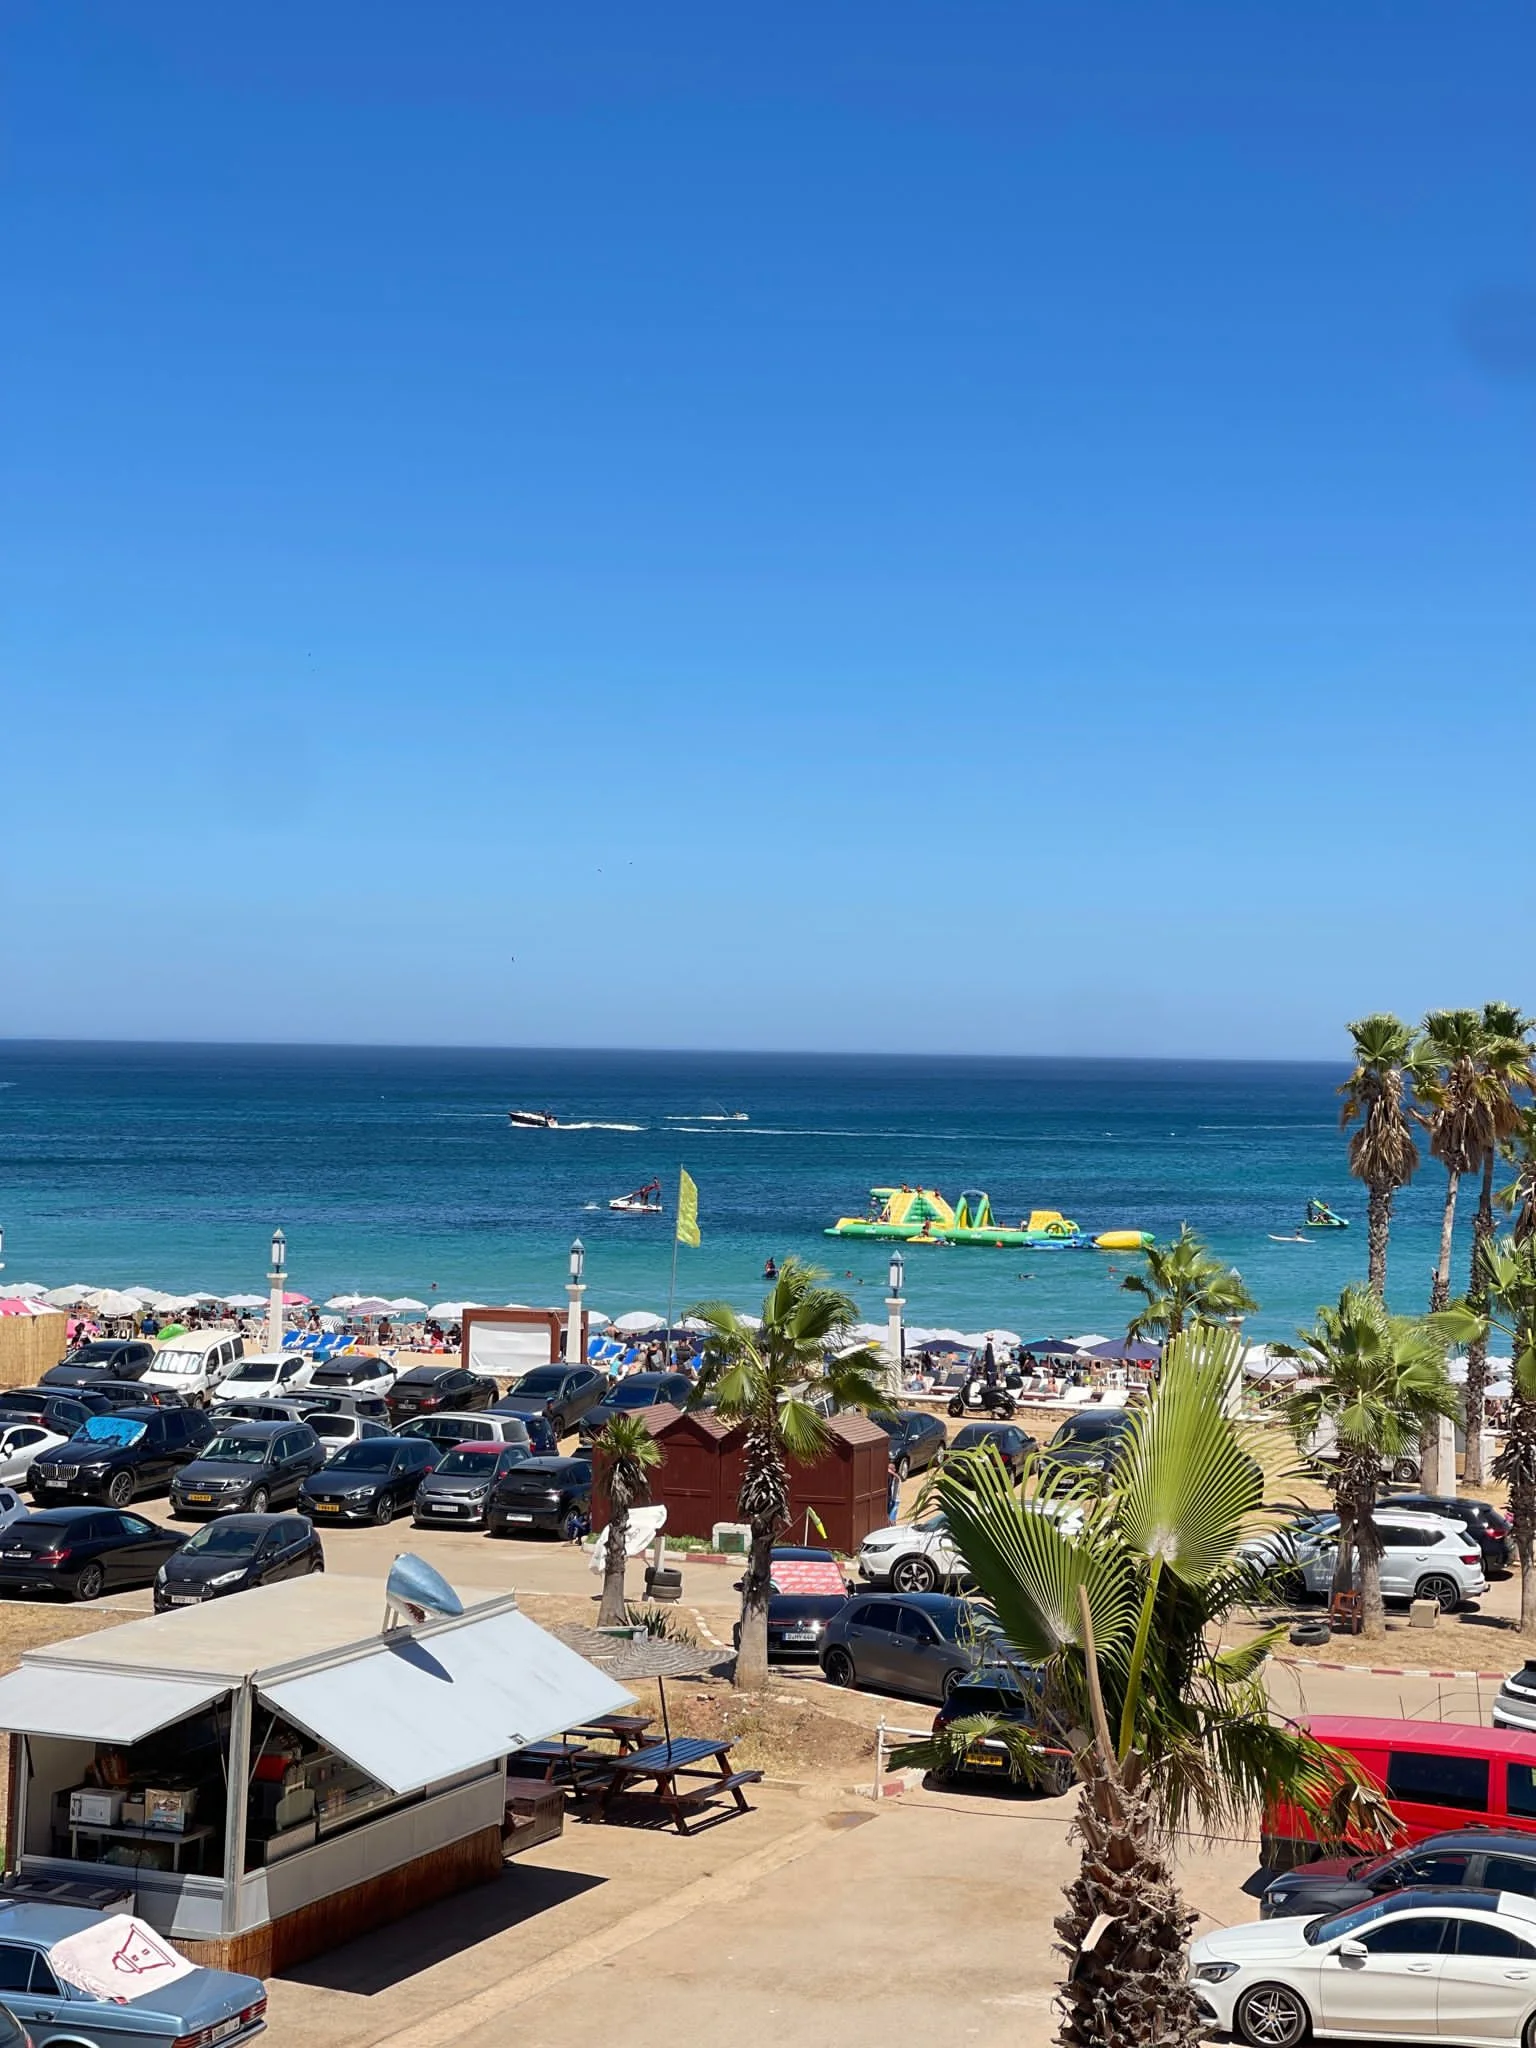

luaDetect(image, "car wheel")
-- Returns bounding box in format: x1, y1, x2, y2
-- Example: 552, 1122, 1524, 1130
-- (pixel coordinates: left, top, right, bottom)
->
940, 1666, 966, 1700
308, 1556, 324, 1573
1521, 2010, 1536, 2048
1039, 1754, 1075, 1797
892, 1554, 940, 1594
106, 1472, 133, 1508
1390, 1456, 1419, 1484
1234, 1982, 1311, 2048
823, 1647, 856, 1688
894, 1455, 911, 1482
559, 1507, 587, 1543
373, 1494, 394, 1525
73, 1562, 105, 1602
248, 1488, 269, 1516
1417, 1573, 1462, 1613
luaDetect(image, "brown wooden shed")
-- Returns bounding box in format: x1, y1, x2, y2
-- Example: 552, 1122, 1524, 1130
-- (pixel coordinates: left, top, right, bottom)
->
635, 1406, 890, 1554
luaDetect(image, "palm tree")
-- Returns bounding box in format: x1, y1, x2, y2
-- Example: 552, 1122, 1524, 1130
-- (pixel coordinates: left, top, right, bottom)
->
894, 1327, 1394, 2048
1338, 1013, 1428, 1296
1420, 1007, 1500, 1312
1499, 1104, 1536, 1245
1461, 1005, 1536, 1484
689, 1259, 888, 1687
1283, 1288, 1460, 1637
1468, 1240, 1536, 1633
593, 1413, 664, 1627
1120, 1223, 1256, 1344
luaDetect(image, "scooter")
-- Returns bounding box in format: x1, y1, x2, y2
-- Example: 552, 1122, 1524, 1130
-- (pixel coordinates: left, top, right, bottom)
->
947, 1375, 1016, 1420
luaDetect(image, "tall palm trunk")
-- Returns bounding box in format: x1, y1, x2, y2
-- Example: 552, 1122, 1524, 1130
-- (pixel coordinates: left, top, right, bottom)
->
1366, 1179, 1393, 1297
1496, 1391, 1536, 1637
1431, 1169, 1462, 1311
596, 1491, 632, 1627
1339, 1451, 1386, 1637
1462, 1154, 1498, 1486
734, 1414, 789, 1688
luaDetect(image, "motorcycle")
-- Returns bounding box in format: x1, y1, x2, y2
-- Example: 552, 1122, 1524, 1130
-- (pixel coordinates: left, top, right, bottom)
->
947, 1376, 1016, 1420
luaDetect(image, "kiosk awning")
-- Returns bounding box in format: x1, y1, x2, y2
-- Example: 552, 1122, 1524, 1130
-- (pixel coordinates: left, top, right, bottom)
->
257, 1604, 630, 1795
0, 1666, 226, 1743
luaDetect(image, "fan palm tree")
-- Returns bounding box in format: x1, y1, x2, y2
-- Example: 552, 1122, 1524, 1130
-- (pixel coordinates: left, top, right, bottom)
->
1120, 1223, 1256, 1344
1468, 1239, 1536, 1634
1283, 1288, 1460, 1636
1500, 1105, 1536, 1246
689, 1259, 888, 1687
1460, 1005, 1536, 1483
1420, 1008, 1501, 1312
593, 1413, 664, 1627
892, 1328, 1394, 2048
1338, 1013, 1428, 1296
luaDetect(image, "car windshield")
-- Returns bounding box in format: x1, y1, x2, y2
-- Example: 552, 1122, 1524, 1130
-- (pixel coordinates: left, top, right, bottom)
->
607, 1381, 660, 1407
313, 1364, 367, 1384
1053, 1412, 1128, 1444
80, 1415, 146, 1448
912, 1514, 949, 1534
436, 1448, 502, 1475
1304, 1896, 1400, 1945
310, 1415, 355, 1439
397, 1370, 446, 1388
201, 1436, 269, 1464
66, 1343, 121, 1363
180, 1523, 263, 1558
150, 1349, 206, 1378
327, 1441, 397, 1470
224, 1361, 280, 1383
514, 1370, 565, 1394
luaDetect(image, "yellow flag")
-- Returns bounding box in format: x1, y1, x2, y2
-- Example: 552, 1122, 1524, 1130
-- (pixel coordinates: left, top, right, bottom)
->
806, 1506, 826, 1539
675, 1168, 701, 1248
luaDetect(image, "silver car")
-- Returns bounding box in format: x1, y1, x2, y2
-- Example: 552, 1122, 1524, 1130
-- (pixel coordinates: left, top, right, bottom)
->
820, 1590, 992, 1701
1295, 1510, 1486, 1613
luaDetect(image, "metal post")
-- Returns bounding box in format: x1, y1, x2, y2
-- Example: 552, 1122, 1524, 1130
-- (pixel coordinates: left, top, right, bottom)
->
221, 1681, 253, 1935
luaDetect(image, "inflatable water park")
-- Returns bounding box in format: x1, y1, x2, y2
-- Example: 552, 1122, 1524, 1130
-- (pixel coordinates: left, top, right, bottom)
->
825, 1187, 1151, 1252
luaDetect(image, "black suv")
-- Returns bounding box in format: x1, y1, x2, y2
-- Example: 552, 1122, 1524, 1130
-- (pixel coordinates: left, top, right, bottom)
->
929, 1662, 1072, 1794
43, 1340, 157, 1391
170, 1421, 328, 1519
29, 1405, 214, 1506
870, 1409, 948, 1480
493, 1366, 608, 1438
0, 1388, 119, 1439
578, 1371, 694, 1443
1260, 1830, 1536, 1920
1385, 1493, 1512, 1574
1038, 1408, 1134, 1483
384, 1365, 499, 1422
486, 1454, 592, 1539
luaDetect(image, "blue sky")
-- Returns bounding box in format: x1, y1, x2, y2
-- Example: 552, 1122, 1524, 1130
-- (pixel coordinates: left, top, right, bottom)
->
4, 3, 1533, 1057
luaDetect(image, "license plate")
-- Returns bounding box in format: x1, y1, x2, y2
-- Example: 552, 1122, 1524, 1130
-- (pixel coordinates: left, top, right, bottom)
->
187, 1493, 213, 1504
783, 1630, 818, 1643
507, 1512, 534, 1523
313, 1503, 341, 1514
209, 2020, 240, 2045
166, 1593, 198, 1605
966, 1747, 1005, 1768
40, 1478, 66, 1489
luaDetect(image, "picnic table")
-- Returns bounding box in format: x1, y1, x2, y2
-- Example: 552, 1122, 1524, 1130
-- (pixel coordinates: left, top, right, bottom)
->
567, 1712, 655, 1755
589, 1735, 762, 1836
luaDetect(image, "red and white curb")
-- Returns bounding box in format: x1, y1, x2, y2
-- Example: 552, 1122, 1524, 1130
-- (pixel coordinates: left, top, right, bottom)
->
1274, 1656, 1509, 1681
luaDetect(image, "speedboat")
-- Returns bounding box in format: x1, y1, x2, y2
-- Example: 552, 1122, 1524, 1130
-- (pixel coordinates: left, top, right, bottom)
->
507, 1109, 559, 1128
609, 1179, 663, 1214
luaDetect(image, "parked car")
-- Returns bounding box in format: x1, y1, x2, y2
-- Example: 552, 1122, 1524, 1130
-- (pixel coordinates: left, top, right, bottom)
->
305, 1410, 396, 1458
0, 1899, 266, 2046
857, 1513, 966, 1593
1260, 1829, 1536, 1920
1038, 1408, 1134, 1480
29, 1406, 214, 1507
0, 1389, 117, 1438
493, 1365, 608, 1438
290, 1388, 392, 1423
385, 1364, 499, 1422
413, 1443, 531, 1528
299, 1436, 437, 1523
211, 1398, 315, 1427
1298, 1510, 1487, 1613
820, 1591, 991, 1702
578, 1371, 695, 1442
1494, 1659, 1536, 1734
943, 1421, 1038, 1479
155, 1511, 323, 1610
305, 1355, 397, 1399
1189, 1886, 1536, 2048
733, 1588, 850, 1661
486, 1454, 592, 1539
212, 1351, 316, 1402
138, 1331, 246, 1404
0, 1418, 69, 1485
929, 1662, 1072, 1793
1386, 1493, 1512, 1574
869, 1408, 948, 1481
0, 1506, 184, 1601
169, 1421, 328, 1518
41, 1338, 157, 1389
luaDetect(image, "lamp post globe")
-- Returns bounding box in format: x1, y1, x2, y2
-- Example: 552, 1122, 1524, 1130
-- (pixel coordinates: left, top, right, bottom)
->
267, 1228, 287, 1355
565, 1237, 587, 1364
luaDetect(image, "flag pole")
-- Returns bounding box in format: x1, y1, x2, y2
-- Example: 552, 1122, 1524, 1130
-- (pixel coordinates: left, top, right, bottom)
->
665, 1221, 681, 1366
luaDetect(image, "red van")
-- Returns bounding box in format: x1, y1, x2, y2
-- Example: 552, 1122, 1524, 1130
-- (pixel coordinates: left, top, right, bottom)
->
1264, 1716, 1536, 1869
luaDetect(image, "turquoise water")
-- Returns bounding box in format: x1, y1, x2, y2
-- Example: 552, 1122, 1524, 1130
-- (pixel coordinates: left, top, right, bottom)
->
0, 1043, 1470, 1341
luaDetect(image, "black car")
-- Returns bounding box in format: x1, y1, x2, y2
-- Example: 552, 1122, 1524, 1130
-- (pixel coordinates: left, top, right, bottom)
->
929, 1662, 1072, 1793
734, 1590, 851, 1661
578, 1372, 695, 1443
384, 1365, 499, 1422
306, 1359, 393, 1398
944, 1422, 1039, 1479
0, 1390, 116, 1439
29, 1405, 214, 1507
486, 1454, 592, 1539
1386, 1493, 1512, 1573
1038, 1408, 1135, 1481
169, 1422, 328, 1519
1259, 1829, 1536, 1919
413, 1443, 531, 1528
299, 1436, 437, 1523
0, 1507, 183, 1602
289, 1388, 393, 1423
870, 1409, 948, 1480
42, 1340, 157, 1390
493, 1365, 608, 1438
154, 1512, 323, 1611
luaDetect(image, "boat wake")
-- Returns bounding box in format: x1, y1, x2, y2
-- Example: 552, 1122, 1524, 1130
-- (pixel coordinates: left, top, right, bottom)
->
560, 1121, 647, 1132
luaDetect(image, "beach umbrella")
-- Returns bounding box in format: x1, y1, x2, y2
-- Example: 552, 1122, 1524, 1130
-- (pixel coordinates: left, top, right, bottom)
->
1021, 1337, 1083, 1359
87, 1288, 143, 1318
124, 1287, 162, 1307
183, 1292, 221, 1304
1070, 1333, 1114, 1350
612, 1311, 665, 1334
1083, 1338, 1161, 1365
349, 1297, 394, 1317
44, 1285, 96, 1309
0, 1300, 34, 1318
224, 1294, 267, 1310
388, 1297, 429, 1314
1489, 1379, 1515, 1401
282, 1292, 310, 1307
6, 1283, 49, 1300
423, 1301, 476, 1320
982, 1328, 1022, 1347
325, 1294, 364, 1311
586, 1310, 610, 1329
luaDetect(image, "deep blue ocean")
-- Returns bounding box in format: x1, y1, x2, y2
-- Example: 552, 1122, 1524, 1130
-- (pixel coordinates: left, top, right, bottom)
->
0, 1043, 1471, 1341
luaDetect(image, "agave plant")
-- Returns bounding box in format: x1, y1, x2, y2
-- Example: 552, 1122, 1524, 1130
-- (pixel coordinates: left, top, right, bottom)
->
894, 1328, 1392, 2048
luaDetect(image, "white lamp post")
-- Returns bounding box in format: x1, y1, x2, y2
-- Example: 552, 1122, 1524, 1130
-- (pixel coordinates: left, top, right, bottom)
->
566, 1237, 586, 1365
267, 1228, 286, 1356
884, 1249, 905, 1398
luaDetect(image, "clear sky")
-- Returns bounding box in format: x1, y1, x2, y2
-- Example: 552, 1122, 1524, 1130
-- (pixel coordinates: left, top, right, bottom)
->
3, 3, 1533, 1057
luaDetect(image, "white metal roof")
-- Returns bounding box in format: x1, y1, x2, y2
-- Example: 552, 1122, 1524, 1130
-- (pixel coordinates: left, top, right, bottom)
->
0, 1665, 226, 1742
257, 1604, 631, 1794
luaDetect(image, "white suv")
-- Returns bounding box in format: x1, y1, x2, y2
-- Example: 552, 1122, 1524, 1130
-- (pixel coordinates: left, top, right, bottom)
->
857, 1514, 966, 1594
1303, 1510, 1487, 1612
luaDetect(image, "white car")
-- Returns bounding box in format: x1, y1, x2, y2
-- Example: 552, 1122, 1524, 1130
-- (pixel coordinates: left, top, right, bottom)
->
857, 1514, 966, 1593
0, 1420, 69, 1485
306, 1410, 396, 1458
1494, 1660, 1536, 1734
139, 1332, 245, 1403
1300, 1510, 1486, 1613
212, 1352, 316, 1402
1190, 1886, 1536, 2047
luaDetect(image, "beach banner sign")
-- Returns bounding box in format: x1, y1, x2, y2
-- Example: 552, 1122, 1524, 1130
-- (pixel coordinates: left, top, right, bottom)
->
676, 1168, 701, 1248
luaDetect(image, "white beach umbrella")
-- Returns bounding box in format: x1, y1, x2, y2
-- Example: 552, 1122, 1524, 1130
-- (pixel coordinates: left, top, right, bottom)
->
325, 1294, 363, 1311
737, 1313, 762, 1331
585, 1310, 610, 1329
850, 1323, 887, 1343
183, 1292, 221, 1304
6, 1283, 49, 1300
1488, 1379, 1515, 1401
350, 1297, 394, 1317
982, 1328, 1023, 1347
1070, 1334, 1113, 1350
613, 1310, 665, 1334
388, 1297, 429, 1314
224, 1293, 269, 1311
159, 1296, 202, 1312
424, 1301, 476, 1320
44, 1285, 96, 1309
124, 1287, 162, 1306
87, 1288, 143, 1318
